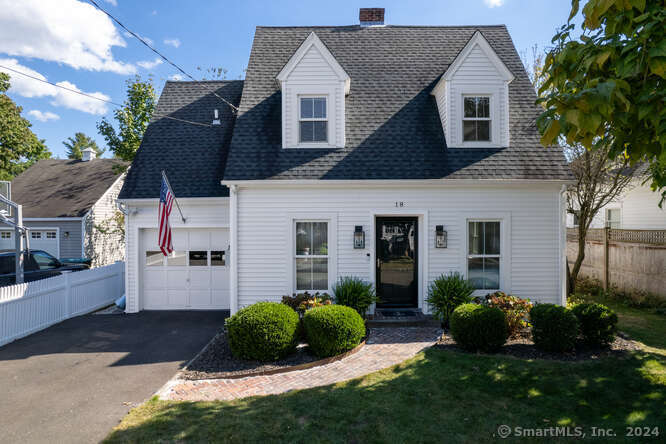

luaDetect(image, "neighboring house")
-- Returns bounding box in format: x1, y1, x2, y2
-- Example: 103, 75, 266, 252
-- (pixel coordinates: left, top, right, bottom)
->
3, 149, 128, 267
566, 166, 666, 230
119, 8, 572, 314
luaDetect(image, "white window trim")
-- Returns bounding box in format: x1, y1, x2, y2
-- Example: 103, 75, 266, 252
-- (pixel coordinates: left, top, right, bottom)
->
285, 85, 339, 149
458, 212, 511, 297
286, 212, 337, 294
605, 207, 622, 229
462, 95, 492, 143
457, 89, 500, 147
298, 95, 329, 145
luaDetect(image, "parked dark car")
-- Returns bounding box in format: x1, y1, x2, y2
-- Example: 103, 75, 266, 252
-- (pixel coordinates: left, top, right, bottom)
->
0, 250, 89, 286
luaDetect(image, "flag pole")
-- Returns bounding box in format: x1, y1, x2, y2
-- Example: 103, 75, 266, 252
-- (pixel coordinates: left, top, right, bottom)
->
161, 170, 186, 223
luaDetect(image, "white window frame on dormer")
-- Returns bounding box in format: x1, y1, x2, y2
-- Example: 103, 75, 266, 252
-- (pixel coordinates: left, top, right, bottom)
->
456, 87, 501, 147
298, 95, 329, 145
462, 95, 492, 143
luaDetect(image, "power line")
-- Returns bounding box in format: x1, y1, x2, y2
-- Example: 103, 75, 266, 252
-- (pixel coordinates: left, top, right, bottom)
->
0, 63, 212, 128
86, 0, 239, 113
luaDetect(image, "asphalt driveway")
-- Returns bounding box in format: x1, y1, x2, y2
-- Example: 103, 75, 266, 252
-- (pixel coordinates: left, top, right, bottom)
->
0, 310, 227, 444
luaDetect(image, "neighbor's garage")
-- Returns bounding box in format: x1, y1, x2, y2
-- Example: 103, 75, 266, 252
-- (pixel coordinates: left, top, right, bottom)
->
140, 228, 229, 309
0, 229, 59, 258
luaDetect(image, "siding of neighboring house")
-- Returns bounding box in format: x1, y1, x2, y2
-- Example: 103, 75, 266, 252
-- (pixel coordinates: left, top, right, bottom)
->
567, 181, 666, 229
23, 219, 83, 258
124, 198, 230, 313
84, 173, 126, 267
233, 183, 565, 312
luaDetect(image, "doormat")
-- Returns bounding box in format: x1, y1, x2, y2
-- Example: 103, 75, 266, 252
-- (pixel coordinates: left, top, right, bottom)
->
378, 310, 418, 318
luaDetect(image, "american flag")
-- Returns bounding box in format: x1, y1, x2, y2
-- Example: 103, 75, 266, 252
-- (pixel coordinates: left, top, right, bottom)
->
158, 176, 174, 256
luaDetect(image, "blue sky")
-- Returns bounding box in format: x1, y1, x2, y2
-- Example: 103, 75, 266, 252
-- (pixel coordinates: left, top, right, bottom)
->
0, 0, 574, 159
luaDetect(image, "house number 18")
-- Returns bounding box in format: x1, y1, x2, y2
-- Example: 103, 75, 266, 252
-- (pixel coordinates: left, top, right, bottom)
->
395, 201, 404, 207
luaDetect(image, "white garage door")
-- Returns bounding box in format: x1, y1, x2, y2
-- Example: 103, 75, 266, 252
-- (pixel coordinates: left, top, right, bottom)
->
141, 228, 229, 309
0, 229, 59, 258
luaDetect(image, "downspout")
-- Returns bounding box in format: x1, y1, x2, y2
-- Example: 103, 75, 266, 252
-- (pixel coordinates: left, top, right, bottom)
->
559, 184, 567, 306
229, 185, 239, 314
81, 210, 91, 259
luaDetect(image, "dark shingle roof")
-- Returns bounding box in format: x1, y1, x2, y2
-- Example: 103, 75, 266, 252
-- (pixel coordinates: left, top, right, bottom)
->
118, 80, 244, 199
11, 158, 128, 218
224, 25, 572, 181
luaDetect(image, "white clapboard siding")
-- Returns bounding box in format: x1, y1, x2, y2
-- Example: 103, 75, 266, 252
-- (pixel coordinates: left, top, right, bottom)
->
235, 184, 563, 311
0, 261, 125, 347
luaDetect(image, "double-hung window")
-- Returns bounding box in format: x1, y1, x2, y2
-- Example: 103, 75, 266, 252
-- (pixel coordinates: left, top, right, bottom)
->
606, 208, 621, 229
468, 221, 501, 290
295, 221, 328, 291
463, 96, 491, 142
299, 97, 327, 143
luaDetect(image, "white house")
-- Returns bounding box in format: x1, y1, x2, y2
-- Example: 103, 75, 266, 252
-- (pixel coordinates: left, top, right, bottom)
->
118, 8, 572, 314
3, 149, 127, 266
567, 172, 666, 230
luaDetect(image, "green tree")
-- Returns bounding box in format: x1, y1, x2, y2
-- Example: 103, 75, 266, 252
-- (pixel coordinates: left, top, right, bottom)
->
0, 73, 51, 180
537, 0, 666, 204
63, 132, 104, 160
97, 75, 156, 162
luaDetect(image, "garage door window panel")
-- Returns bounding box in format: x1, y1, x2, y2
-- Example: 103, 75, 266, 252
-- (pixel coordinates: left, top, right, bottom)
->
167, 251, 187, 266
211, 251, 225, 266
189, 251, 208, 266
146, 251, 164, 266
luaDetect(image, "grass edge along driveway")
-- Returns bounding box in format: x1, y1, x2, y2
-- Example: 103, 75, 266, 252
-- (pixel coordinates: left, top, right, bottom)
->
105, 300, 665, 444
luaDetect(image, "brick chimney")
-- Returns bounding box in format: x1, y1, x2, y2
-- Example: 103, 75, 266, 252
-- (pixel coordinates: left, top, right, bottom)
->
359, 8, 385, 26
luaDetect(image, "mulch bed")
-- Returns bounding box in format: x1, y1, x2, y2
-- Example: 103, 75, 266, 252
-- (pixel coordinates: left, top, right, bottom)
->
435, 330, 642, 361
181, 332, 320, 380
181, 331, 367, 380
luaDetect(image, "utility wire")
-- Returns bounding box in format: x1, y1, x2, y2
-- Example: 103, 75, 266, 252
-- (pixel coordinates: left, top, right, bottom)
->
86, 0, 239, 113
0, 63, 212, 128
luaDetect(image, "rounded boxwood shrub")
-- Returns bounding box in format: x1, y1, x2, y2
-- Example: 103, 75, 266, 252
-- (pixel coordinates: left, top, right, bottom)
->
226, 302, 300, 361
449, 303, 508, 352
302, 305, 366, 358
571, 302, 618, 346
530, 304, 578, 352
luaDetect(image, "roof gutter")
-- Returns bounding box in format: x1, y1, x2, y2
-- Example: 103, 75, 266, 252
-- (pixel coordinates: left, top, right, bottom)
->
221, 178, 575, 188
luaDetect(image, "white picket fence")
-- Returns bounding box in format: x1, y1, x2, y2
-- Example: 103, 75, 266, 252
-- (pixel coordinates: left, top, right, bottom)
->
0, 261, 125, 347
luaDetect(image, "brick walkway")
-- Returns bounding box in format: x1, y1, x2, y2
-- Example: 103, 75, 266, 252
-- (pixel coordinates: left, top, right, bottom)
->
158, 327, 442, 401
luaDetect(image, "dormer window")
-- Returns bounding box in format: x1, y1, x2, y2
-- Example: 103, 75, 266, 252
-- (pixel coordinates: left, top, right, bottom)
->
299, 97, 327, 143
463, 96, 490, 142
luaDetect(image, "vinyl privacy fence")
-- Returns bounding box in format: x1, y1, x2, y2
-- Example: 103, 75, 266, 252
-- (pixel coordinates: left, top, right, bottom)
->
0, 261, 125, 347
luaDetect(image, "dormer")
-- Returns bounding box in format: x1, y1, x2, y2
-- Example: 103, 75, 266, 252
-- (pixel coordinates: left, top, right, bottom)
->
276, 32, 350, 149
431, 31, 514, 148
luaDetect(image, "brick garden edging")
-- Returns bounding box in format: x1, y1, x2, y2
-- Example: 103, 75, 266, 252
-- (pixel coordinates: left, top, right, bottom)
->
157, 327, 442, 401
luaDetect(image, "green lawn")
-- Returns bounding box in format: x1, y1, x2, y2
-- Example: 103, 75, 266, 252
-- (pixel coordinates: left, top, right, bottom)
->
105, 305, 666, 444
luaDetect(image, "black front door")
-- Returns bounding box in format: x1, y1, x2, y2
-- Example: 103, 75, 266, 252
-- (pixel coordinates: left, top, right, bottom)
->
376, 217, 418, 308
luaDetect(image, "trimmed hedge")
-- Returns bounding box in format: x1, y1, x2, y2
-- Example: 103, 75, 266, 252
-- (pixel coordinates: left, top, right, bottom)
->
226, 302, 300, 361
449, 303, 508, 352
303, 305, 366, 358
571, 302, 618, 346
530, 304, 578, 352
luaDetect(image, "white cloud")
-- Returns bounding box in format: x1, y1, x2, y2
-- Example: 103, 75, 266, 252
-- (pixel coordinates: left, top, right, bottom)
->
137, 58, 163, 70
27, 110, 60, 122
0, 58, 58, 97
483, 0, 504, 7
151, 10, 157, 15
104, 0, 117, 6
169, 74, 184, 81
164, 38, 181, 48
124, 31, 153, 46
51, 80, 110, 115
0, 0, 135, 74
0, 59, 110, 115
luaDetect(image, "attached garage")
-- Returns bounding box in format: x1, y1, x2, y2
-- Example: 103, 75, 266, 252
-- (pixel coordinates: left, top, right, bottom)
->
140, 228, 229, 310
